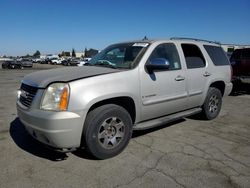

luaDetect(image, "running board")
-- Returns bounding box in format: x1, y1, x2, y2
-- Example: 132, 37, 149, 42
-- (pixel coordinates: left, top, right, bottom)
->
133, 108, 202, 130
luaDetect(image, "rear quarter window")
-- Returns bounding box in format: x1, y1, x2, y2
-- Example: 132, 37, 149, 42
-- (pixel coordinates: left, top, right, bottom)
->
204, 45, 230, 66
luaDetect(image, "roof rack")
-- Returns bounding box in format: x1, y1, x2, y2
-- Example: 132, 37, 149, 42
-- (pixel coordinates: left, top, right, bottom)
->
170, 37, 221, 45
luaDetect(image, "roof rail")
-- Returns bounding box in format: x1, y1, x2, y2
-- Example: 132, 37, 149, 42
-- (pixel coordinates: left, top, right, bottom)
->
170, 37, 221, 45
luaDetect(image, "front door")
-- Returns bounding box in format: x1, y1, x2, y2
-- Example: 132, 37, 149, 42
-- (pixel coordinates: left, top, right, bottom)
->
140, 43, 188, 121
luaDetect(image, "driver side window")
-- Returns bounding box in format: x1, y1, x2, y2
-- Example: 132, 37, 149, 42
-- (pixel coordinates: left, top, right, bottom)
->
148, 43, 181, 70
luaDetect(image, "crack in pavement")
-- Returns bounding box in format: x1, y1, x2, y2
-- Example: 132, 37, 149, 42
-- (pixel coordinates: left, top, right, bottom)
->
207, 161, 240, 188
194, 128, 250, 146
207, 143, 250, 169
128, 135, 249, 188
154, 169, 187, 188
114, 153, 186, 188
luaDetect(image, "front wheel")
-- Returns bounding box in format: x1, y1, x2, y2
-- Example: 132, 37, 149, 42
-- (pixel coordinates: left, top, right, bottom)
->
83, 104, 133, 159
201, 87, 222, 120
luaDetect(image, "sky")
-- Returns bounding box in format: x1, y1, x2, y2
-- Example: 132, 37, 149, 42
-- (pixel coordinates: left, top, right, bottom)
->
0, 0, 249, 56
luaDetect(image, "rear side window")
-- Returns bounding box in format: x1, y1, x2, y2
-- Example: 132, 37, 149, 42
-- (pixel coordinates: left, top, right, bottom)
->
181, 44, 206, 69
204, 45, 230, 66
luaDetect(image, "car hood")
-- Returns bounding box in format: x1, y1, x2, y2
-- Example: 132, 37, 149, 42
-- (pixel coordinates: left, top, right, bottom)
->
22, 66, 121, 88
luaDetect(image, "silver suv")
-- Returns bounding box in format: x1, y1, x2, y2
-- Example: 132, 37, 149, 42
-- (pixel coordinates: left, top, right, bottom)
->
17, 38, 232, 159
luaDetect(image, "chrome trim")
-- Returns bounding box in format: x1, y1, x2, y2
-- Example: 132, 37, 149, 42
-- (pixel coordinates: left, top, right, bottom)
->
21, 80, 39, 88
189, 91, 203, 97
143, 93, 188, 106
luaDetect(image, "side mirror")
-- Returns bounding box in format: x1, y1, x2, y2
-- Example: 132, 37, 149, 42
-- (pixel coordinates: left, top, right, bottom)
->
146, 58, 170, 73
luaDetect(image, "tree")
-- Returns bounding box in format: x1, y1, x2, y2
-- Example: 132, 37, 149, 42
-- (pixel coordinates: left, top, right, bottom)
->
84, 47, 88, 57
72, 48, 76, 57
33, 50, 41, 57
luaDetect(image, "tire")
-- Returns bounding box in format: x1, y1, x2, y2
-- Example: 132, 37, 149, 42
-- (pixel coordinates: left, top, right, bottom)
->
83, 104, 133, 159
201, 87, 222, 120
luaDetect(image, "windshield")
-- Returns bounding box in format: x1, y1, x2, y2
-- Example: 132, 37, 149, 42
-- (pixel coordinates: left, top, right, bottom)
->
88, 42, 149, 69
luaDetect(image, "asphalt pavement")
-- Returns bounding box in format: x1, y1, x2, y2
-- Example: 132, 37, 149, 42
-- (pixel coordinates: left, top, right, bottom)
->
0, 64, 249, 188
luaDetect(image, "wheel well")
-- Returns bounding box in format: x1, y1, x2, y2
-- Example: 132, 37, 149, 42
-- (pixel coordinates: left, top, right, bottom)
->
210, 81, 225, 96
88, 97, 136, 123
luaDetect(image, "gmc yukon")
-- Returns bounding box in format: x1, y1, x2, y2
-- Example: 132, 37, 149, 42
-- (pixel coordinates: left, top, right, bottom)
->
17, 38, 232, 159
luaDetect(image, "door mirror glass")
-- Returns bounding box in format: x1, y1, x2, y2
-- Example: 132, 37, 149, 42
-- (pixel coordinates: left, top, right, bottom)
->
146, 58, 170, 72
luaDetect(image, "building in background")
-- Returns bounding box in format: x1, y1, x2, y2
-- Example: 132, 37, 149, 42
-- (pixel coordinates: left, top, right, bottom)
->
84, 48, 99, 58
0, 57, 12, 61
221, 44, 250, 58
75, 52, 85, 58
222, 44, 250, 53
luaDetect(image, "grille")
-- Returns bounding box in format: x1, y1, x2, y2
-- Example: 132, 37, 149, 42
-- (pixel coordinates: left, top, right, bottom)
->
19, 83, 38, 108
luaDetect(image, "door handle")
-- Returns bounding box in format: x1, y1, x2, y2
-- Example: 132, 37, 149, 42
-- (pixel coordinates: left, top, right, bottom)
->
203, 72, 211, 77
175, 75, 185, 81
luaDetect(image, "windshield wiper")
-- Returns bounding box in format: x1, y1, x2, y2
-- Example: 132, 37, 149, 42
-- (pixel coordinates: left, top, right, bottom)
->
92, 60, 117, 69
85, 60, 131, 69
95, 63, 117, 69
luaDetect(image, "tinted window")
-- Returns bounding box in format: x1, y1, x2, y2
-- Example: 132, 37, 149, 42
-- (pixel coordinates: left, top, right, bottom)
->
148, 43, 181, 70
204, 45, 230, 66
181, 44, 206, 69
242, 49, 250, 60
230, 49, 241, 61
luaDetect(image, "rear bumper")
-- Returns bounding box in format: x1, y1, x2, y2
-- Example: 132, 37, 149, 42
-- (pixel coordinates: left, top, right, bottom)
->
17, 103, 86, 150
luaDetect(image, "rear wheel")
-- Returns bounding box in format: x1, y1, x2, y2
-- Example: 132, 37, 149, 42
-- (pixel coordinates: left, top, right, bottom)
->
83, 104, 133, 159
201, 87, 222, 120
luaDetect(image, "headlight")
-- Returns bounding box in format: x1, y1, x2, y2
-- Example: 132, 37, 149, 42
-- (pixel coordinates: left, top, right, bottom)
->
41, 83, 70, 111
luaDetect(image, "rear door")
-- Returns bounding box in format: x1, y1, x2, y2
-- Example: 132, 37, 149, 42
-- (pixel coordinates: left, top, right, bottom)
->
180, 43, 208, 108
